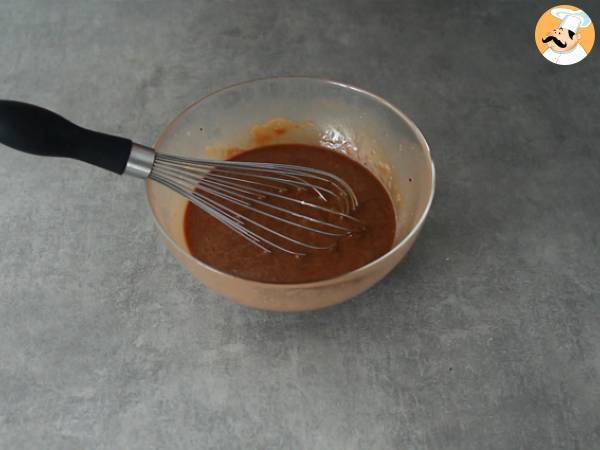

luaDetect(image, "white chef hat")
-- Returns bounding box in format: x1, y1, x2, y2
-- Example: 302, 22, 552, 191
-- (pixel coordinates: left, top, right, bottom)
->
551, 8, 592, 33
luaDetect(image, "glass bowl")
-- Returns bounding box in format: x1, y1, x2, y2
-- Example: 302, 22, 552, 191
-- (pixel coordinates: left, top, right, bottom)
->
146, 77, 435, 311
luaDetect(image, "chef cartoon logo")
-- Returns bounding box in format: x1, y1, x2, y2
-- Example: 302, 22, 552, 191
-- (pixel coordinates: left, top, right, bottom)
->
535, 5, 595, 65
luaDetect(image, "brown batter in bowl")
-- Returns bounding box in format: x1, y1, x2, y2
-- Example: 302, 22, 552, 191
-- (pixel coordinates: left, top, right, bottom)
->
183, 144, 396, 283
146, 77, 435, 311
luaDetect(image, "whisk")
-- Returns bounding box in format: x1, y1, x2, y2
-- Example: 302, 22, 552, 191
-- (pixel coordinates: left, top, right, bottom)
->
0, 100, 362, 255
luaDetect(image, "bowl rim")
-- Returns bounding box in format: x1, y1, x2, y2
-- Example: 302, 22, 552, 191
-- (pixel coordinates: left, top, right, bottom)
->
147, 76, 436, 288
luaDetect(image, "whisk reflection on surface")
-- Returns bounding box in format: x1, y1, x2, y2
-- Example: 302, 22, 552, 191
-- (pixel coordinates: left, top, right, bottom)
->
149, 153, 364, 256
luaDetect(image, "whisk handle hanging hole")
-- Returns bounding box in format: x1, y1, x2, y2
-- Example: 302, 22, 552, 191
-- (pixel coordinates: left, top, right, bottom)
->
0, 100, 133, 174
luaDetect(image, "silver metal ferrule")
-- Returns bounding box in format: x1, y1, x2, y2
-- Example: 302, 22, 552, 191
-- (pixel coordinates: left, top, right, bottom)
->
125, 143, 156, 178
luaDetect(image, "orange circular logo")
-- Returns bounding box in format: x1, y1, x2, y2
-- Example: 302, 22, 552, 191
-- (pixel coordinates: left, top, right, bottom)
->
535, 5, 595, 65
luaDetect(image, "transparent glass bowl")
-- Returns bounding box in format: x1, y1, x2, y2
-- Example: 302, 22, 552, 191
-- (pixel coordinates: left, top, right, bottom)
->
146, 77, 435, 311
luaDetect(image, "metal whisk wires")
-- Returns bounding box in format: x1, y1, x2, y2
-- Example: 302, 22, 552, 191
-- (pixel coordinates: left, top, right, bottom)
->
149, 153, 363, 256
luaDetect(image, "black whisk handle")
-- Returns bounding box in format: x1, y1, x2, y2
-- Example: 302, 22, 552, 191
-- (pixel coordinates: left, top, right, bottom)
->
0, 100, 133, 174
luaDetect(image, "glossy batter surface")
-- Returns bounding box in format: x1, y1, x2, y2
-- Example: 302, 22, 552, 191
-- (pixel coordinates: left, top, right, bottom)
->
183, 144, 395, 283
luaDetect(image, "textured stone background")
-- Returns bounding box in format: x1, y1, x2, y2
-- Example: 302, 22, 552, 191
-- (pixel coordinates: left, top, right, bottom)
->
1, 0, 599, 449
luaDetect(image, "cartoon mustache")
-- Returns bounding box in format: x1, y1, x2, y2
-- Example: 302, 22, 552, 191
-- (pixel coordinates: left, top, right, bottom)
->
542, 35, 567, 48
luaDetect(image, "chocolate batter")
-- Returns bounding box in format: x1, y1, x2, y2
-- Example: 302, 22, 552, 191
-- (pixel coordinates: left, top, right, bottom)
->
183, 144, 396, 283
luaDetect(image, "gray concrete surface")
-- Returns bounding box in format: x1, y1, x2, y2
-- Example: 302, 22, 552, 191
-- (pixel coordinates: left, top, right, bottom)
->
1, 0, 599, 449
